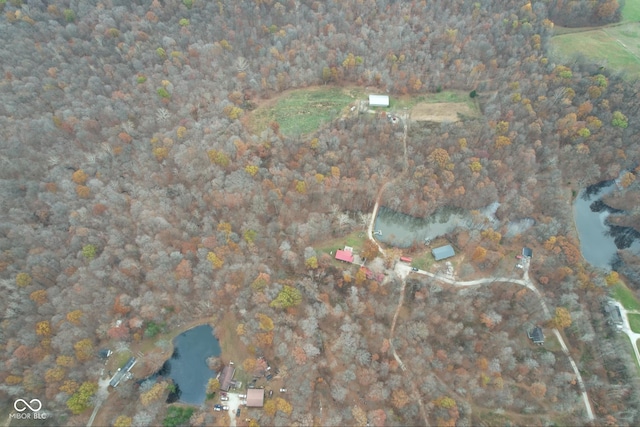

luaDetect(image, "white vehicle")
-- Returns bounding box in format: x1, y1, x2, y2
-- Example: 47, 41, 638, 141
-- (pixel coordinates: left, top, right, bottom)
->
280, 388, 287, 393
220, 396, 229, 401
238, 394, 246, 398
223, 405, 229, 411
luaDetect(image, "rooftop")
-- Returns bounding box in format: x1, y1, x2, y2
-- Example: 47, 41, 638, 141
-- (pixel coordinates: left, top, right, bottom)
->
528, 326, 544, 344
369, 94, 389, 107
432, 245, 455, 261
523, 247, 533, 258
335, 249, 354, 263
246, 388, 265, 407
219, 365, 236, 391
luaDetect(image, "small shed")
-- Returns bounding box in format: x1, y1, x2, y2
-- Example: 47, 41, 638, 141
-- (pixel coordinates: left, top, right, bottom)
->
527, 326, 544, 345
432, 245, 455, 261
522, 247, 533, 258
369, 94, 389, 107
246, 388, 265, 408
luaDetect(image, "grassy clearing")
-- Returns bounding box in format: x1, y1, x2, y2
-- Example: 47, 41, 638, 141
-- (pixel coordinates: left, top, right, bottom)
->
412, 251, 435, 271
623, 0, 640, 22
248, 86, 362, 137
629, 313, 640, 333
612, 282, 640, 311
315, 230, 367, 256
550, 24, 640, 80
624, 335, 640, 375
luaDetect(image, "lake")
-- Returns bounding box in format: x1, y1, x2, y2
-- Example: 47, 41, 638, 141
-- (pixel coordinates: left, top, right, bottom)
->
146, 324, 221, 405
573, 180, 640, 269
374, 206, 469, 247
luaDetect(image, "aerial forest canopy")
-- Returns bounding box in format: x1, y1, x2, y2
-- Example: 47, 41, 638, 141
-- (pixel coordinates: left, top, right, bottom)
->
1, 0, 640, 426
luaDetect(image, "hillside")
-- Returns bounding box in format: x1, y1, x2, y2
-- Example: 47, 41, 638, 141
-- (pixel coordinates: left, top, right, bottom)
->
1, 1, 640, 426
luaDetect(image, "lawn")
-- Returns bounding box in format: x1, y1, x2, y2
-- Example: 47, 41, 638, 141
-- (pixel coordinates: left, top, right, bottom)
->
247, 86, 363, 137
612, 282, 640, 311
550, 21, 640, 81
624, 335, 640, 375
629, 313, 640, 333
315, 230, 367, 257
411, 251, 435, 271
623, 0, 640, 22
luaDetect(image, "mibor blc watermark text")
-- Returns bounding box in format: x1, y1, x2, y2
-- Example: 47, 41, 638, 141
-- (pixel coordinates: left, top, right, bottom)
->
11, 398, 47, 419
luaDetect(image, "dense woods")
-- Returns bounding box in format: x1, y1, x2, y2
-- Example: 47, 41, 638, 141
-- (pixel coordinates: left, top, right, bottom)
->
1, 0, 640, 426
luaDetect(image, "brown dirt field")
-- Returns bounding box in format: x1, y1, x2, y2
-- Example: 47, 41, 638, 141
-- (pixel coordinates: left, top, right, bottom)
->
410, 102, 477, 122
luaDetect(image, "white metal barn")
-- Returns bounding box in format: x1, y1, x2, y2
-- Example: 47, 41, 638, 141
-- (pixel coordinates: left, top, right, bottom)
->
368, 94, 390, 107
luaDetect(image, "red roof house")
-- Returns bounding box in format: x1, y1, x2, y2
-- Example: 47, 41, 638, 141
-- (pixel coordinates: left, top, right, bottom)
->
335, 249, 354, 263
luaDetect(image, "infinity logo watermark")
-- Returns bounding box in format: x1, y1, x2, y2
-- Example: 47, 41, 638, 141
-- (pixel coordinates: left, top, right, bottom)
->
11, 399, 46, 419
14, 398, 42, 412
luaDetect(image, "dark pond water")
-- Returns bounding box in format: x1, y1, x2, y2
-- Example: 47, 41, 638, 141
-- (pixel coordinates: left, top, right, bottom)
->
573, 180, 640, 269
374, 206, 469, 247
143, 324, 221, 405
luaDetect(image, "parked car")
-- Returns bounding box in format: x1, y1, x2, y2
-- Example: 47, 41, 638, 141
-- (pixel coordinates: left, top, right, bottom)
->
238, 394, 246, 399
411, 267, 419, 271
516, 255, 523, 259
223, 405, 229, 411
269, 390, 273, 397
236, 408, 241, 417
266, 374, 273, 381
220, 396, 229, 401
280, 388, 287, 393
213, 404, 222, 412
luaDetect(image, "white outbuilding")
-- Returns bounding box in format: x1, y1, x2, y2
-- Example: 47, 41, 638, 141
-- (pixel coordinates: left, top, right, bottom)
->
368, 94, 389, 107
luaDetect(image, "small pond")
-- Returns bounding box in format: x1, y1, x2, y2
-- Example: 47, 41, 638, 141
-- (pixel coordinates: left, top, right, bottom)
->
374, 206, 469, 247
144, 324, 221, 405
573, 180, 640, 269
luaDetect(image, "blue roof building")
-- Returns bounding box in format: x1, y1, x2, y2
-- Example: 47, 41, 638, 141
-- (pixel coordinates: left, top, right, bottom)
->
432, 245, 455, 261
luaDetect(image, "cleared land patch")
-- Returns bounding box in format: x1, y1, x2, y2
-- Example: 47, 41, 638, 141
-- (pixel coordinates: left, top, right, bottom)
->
245, 86, 362, 137
410, 101, 478, 122
550, 0, 640, 82
245, 87, 480, 136
550, 27, 640, 80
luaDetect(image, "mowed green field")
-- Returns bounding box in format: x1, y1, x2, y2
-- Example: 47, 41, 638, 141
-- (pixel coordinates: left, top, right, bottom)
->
550, 0, 640, 80
623, 0, 640, 21
551, 26, 640, 80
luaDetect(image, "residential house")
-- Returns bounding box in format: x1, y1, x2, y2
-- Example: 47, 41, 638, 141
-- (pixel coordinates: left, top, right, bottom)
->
527, 326, 544, 345
219, 365, 236, 391
335, 246, 354, 263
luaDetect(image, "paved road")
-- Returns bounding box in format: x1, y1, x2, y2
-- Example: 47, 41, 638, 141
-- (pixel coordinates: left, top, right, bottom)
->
616, 304, 640, 368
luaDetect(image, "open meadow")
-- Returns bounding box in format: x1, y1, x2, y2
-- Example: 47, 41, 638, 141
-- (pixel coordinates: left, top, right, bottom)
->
550, 0, 640, 80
